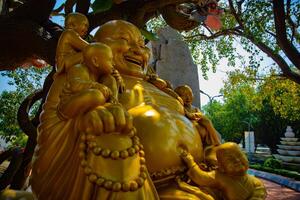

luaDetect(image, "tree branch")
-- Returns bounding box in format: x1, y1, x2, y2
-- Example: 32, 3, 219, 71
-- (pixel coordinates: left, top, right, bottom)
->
273, 0, 300, 70
183, 28, 240, 40
228, 0, 244, 29
88, 0, 196, 29
245, 33, 300, 84
65, 0, 76, 15
265, 30, 276, 38
0, 0, 61, 70
200, 89, 222, 103
237, 0, 246, 15
76, 0, 90, 15
51, 2, 64, 16
285, 0, 299, 43
8, 0, 56, 23
0, 19, 60, 70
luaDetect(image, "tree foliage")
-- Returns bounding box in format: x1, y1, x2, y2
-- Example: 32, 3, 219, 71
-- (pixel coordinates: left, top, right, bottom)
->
0, 91, 25, 146
203, 84, 258, 143
203, 70, 300, 150
0, 67, 50, 146
184, 0, 300, 83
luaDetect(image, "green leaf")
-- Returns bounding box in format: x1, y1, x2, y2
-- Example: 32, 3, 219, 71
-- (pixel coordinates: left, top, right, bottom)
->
91, 0, 113, 13
140, 29, 159, 41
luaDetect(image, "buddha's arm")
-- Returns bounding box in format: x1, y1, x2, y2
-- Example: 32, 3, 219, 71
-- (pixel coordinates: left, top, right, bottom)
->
187, 164, 217, 187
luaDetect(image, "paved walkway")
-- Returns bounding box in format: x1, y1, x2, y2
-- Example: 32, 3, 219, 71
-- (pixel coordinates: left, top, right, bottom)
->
262, 179, 300, 200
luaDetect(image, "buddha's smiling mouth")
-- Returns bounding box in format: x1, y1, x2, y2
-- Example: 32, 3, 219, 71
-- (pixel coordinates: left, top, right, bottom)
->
124, 56, 143, 67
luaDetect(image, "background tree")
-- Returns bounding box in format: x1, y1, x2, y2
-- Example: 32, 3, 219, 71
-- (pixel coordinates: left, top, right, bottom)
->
184, 0, 300, 84
0, 91, 27, 147
0, 67, 50, 188
0, 67, 50, 146
203, 69, 300, 151
203, 83, 258, 143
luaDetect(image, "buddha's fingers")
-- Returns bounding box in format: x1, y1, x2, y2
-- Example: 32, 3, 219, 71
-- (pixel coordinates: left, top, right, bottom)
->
79, 110, 104, 135
123, 111, 133, 134
96, 106, 115, 133
106, 104, 126, 132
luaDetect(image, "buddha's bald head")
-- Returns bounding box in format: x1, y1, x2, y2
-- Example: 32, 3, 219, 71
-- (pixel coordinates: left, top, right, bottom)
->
93, 20, 150, 78
94, 20, 140, 43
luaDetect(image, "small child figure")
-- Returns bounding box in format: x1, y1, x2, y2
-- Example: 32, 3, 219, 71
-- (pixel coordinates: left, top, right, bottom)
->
179, 143, 266, 200
145, 65, 184, 105
56, 12, 89, 74
175, 85, 220, 147
58, 43, 123, 120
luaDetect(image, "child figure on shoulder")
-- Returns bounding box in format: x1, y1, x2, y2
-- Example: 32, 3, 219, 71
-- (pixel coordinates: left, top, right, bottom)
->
55, 13, 125, 120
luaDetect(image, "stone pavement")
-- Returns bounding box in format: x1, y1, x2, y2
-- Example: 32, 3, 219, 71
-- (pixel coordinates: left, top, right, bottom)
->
262, 179, 300, 200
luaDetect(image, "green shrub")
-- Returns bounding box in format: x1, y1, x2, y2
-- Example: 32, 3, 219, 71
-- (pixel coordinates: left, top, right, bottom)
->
263, 158, 282, 169
250, 164, 300, 181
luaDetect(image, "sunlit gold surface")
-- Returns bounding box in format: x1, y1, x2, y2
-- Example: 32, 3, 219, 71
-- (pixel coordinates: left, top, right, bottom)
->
31, 18, 266, 200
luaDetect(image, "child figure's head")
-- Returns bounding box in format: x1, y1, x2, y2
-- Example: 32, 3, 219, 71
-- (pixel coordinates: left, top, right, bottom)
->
65, 12, 89, 37
216, 142, 248, 176
83, 43, 114, 75
174, 85, 193, 106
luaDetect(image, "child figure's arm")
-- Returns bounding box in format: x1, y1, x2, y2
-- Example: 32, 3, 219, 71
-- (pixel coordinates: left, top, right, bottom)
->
58, 64, 111, 119
111, 69, 125, 93
181, 151, 217, 187
66, 64, 111, 100
67, 29, 89, 51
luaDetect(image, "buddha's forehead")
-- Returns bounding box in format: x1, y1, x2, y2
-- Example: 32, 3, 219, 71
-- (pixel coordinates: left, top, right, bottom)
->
112, 24, 142, 38
100, 20, 142, 37
97, 20, 142, 40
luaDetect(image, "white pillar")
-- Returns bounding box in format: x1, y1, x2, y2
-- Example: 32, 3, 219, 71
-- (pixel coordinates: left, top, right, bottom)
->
245, 131, 255, 153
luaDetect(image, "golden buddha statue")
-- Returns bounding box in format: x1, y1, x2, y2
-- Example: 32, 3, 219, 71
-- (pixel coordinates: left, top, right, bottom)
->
30, 18, 266, 200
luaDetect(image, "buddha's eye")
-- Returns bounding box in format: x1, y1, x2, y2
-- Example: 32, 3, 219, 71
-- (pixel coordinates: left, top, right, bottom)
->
120, 36, 129, 42
138, 42, 145, 48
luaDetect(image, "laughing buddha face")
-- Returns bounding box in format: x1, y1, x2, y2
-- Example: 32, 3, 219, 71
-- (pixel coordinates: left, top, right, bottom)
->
216, 142, 249, 176
94, 20, 150, 78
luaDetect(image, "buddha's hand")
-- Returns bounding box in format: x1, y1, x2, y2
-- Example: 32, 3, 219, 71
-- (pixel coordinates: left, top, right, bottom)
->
180, 150, 196, 169
79, 103, 133, 135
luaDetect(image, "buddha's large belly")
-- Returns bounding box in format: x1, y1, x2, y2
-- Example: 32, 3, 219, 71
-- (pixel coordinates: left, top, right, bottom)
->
129, 105, 203, 177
